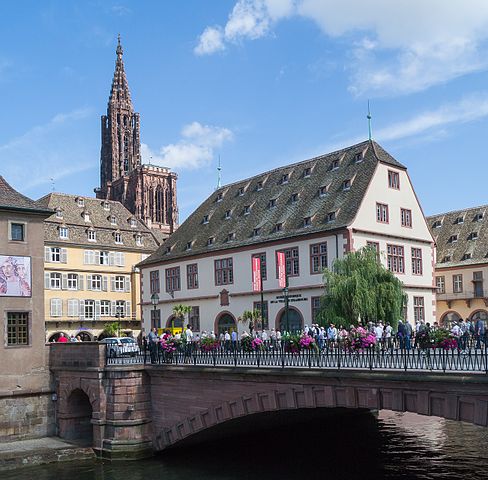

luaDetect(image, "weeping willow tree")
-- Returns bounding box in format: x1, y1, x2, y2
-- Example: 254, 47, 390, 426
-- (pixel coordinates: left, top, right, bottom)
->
320, 247, 406, 329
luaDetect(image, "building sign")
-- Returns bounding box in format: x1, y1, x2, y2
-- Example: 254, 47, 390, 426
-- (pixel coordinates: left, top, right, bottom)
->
252, 256, 261, 292
271, 293, 308, 304
277, 251, 286, 288
0, 255, 31, 297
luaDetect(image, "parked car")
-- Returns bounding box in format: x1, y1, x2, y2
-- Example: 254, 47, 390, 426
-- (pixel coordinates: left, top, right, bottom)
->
100, 337, 139, 357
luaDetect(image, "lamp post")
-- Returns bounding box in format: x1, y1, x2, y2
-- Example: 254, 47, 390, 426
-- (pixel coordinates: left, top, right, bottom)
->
283, 284, 290, 333
115, 305, 124, 338
151, 293, 159, 332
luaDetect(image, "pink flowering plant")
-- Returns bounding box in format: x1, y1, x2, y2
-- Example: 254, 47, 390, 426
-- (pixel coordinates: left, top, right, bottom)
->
344, 326, 376, 351
251, 337, 264, 351
200, 337, 220, 353
299, 334, 318, 351
160, 336, 178, 353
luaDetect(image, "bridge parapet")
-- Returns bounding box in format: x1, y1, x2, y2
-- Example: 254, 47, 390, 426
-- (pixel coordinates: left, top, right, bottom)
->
49, 342, 106, 370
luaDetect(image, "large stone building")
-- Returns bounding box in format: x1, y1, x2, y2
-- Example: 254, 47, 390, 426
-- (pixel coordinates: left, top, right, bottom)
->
38, 193, 159, 341
0, 176, 54, 440
138, 140, 436, 334
95, 36, 178, 239
428, 205, 488, 326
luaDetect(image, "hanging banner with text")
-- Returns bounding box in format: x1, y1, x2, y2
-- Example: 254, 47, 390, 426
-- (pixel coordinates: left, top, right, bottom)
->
252, 257, 261, 292
277, 251, 286, 288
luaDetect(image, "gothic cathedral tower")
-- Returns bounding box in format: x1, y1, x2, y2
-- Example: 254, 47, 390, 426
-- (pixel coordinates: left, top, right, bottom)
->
96, 36, 178, 238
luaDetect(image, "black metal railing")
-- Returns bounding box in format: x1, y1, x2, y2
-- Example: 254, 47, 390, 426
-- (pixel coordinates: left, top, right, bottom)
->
105, 335, 488, 373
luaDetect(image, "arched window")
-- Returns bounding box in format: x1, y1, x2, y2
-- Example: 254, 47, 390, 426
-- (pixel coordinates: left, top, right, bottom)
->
440, 311, 462, 327
166, 315, 183, 330
155, 185, 164, 223
278, 308, 303, 333
216, 313, 236, 335
148, 187, 154, 221
471, 310, 488, 323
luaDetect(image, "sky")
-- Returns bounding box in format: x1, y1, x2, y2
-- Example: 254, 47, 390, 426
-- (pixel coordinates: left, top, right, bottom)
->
1, 0, 488, 222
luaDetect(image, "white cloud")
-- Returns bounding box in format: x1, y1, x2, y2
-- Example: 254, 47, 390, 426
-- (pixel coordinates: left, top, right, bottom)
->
194, 27, 225, 55
141, 122, 234, 170
195, 0, 488, 96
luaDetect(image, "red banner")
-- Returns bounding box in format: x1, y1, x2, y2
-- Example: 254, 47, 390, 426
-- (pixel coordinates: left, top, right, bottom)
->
252, 257, 261, 292
277, 251, 286, 288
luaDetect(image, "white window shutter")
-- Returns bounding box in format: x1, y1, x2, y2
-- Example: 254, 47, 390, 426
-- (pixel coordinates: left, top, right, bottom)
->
79, 300, 85, 320
111, 300, 116, 316
95, 300, 101, 320
109, 252, 115, 266
102, 276, 108, 292
78, 274, 84, 290
45, 247, 51, 262
61, 273, 68, 290
68, 299, 74, 317
87, 274, 92, 291
59, 299, 63, 316
44, 272, 50, 289
50, 299, 55, 316
119, 253, 125, 266
60, 248, 67, 263
125, 301, 131, 318
111, 276, 115, 292
73, 299, 79, 317
124, 276, 131, 293
83, 250, 88, 265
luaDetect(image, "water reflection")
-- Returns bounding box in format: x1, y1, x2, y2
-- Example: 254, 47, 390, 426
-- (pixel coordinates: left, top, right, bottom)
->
3, 411, 488, 480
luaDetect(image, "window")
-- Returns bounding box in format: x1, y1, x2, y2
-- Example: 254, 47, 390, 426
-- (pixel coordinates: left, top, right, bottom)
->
187, 264, 199, 289
203, 215, 209, 224
367, 241, 380, 261
303, 216, 312, 227
114, 275, 125, 292
189, 306, 200, 331
388, 171, 400, 189
468, 232, 479, 241
237, 187, 244, 196
215, 258, 233, 285
411, 247, 422, 275
325, 211, 336, 223
474, 212, 484, 222
413, 297, 425, 323
277, 247, 299, 277
136, 234, 143, 246
227, 232, 236, 241
453, 274, 463, 293
90, 274, 102, 291
150, 271, 160, 294
77, 198, 84, 207
376, 203, 389, 223
268, 198, 276, 209
387, 244, 404, 273
47, 247, 66, 263
67, 299, 79, 317
304, 167, 311, 178
462, 252, 472, 261
454, 216, 464, 225
55, 209, 63, 219
319, 185, 328, 197
50, 272, 61, 289
441, 255, 452, 263
331, 160, 339, 170
50, 298, 62, 317
83, 212, 90, 223
110, 215, 117, 225
310, 243, 327, 274
354, 152, 363, 163
151, 309, 161, 329
253, 301, 269, 329
244, 205, 251, 215
253, 227, 261, 237
216, 192, 223, 202
99, 251, 110, 265
59, 227, 69, 239
401, 208, 412, 228
257, 181, 263, 191
207, 237, 214, 246
114, 252, 125, 266
83, 250, 95, 265
252, 253, 267, 280
273, 223, 283, 233
67, 273, 78, 290
87, 229, 96, 242
311, 297, 322, 322
10, 223, 25, 241
115, 300, 126, 317
432, 220, 442, 229
448, 235, 458, 244
114, 232, 123, 244
225, 210, 231, 220
291, 193, 299, 203
103, 201, 111, 211
436, 276, 445, 294
342, 179, 351, 191
7, 312, 29, 346
166, 267, 181, 292
100, 300, 110, 317
84, 300, 95, 320
130, 218, 137, 227
280, 173, 289, 185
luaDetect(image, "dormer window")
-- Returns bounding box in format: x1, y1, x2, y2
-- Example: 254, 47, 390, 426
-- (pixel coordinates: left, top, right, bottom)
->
203, 215, 209, 224
110, 215, 117, 225
216, 192, 223, 202
207, 237, 214, 246
303, 217, 312, 227
474, 213, 484, 222
441, 255, 452, 263
136, 234, 143, 246
342, 179, 351, 191
256, 181, 263, 191
319, 185, 328, 197
253, 227, 261, 237
114, 232, 123, 244
331, 160, 339, 171
304, 167, 311, 178
244, 205, 251, 215
448, 235, 458, 244
185, 241, 192, 251
462, 253, 472, 261
83, 212, 91, 223
225, 210, 231, 220
55, 208, 63, 219
130, 218, 137, 228
291, 193, 299, 203
102, 201, 110, 211
87, 229, 96, 242
59, 226, 69, 240
77, 198, 84, 208
268, 198, 277, 209
432, 220, 442, 229
237, 187, 244, 196
454, 216, 464, 225
326, 211, 336, 223
227, 232, 236, 242
273, 222, 283, 233
165, 246, 172, 255
468, 232, 479, 241
280, 173, 289, 185
354, 152, 363, 163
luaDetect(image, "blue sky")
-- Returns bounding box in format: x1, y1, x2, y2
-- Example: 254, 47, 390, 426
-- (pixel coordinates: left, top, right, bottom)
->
2, 0, 488, 221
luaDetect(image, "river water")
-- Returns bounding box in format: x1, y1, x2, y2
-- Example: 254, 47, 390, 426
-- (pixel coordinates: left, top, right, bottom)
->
3, 411, 488, 480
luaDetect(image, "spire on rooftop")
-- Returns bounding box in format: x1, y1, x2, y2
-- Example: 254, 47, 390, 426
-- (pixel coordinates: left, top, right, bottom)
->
109, 34, 132, 107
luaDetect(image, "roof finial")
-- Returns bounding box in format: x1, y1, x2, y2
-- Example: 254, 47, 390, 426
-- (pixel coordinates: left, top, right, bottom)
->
216, 155, 222, 190
367, 100, 373, 141
116, 33, 123, 57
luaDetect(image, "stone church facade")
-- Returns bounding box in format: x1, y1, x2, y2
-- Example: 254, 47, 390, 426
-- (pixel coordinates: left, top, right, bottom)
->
95, 36, 178, 239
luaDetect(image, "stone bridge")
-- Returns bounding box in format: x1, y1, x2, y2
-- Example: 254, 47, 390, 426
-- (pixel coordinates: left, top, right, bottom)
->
49, 343, 488, 459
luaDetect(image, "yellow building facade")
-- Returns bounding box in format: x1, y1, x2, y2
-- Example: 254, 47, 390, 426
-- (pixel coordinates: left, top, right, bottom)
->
39, 193, 159, 341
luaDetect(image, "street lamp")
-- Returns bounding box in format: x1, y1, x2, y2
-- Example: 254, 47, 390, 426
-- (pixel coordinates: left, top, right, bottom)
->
115, 305, 125, 338
151, 293, 159, 331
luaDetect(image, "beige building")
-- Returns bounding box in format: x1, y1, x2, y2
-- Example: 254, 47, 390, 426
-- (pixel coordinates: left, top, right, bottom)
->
0, 176, 54, 440
428, 205, 488, 326
38, 193, 159, 341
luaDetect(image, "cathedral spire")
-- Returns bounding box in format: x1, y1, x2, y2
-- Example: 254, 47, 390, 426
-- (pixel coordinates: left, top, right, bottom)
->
109, 34, 131, 107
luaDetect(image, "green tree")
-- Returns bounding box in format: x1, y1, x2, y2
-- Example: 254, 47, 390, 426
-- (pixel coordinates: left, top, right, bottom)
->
320, 247, 405, 330
240, 309, 261, 329
172, 304, 192, 330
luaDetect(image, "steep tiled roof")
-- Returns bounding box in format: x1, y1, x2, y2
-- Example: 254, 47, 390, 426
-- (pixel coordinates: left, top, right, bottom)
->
140, 140, 406, 266
38, 193, 160, 251
428, 205, 488, 268
0, 176, 52, 214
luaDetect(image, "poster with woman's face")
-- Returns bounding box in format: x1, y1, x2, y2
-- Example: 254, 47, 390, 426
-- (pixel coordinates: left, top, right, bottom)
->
0, 255, 32, 297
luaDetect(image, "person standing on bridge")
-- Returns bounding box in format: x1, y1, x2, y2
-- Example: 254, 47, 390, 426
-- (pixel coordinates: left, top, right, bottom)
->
148, 327, 159, 364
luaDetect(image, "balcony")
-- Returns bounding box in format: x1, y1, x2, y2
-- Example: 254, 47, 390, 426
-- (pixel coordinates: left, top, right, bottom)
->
436, 289, 488, 308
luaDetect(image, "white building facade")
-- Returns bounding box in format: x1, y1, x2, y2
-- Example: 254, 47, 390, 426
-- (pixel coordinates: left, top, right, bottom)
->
139, 141, 435, 335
